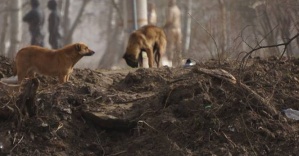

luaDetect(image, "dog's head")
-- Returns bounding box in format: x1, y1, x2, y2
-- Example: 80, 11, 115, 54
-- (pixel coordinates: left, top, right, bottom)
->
123, 53, 138, 68
74, 43, 95, 56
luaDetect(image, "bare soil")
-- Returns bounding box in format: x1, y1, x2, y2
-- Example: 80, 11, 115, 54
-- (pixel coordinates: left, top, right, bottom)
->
1, 56, 299, 156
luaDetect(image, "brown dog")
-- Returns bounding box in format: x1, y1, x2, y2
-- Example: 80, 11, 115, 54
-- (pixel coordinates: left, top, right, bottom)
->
14, 43, 95, 83
123, 25, 167, 68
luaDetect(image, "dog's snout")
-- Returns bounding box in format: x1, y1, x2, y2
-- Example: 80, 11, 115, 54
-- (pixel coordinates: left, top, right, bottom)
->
83, 50, 95, 56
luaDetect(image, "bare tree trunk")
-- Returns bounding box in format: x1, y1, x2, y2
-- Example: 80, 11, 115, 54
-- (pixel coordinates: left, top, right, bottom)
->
98, 1, 116, 68
62, 0, 71, 44
135, 0, 148, 28
183, 0, 192, 54
0, 7, 9, 56
274, 3, 292, 58
98, 0, 125, 68
8, 0, 22, 59
255, 5, 280, 56
64, 0, 91, 44
218, 0, 227, 59
126, 0, 148, 32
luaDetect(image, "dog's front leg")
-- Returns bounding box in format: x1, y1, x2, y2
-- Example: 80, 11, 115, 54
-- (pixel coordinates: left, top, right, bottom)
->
65, 74, 70, 82
145, 48, 154, 68
138, 52, 143, 68
58, 75, 67, 83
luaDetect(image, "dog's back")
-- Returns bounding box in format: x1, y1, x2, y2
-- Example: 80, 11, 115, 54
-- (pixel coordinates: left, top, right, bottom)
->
139, 25, 167, 56
15, 46, 57, 77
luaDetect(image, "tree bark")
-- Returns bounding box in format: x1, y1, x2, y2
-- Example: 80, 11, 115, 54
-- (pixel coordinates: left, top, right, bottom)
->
218, 0, 228, 59
62, 0, 71, 44
8, 0, 22, 59
0, 8, 9, 56
183, 0, 192, 54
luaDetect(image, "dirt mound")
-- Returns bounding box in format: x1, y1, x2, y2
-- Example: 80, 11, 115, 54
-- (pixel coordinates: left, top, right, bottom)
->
1, 56, 299, 155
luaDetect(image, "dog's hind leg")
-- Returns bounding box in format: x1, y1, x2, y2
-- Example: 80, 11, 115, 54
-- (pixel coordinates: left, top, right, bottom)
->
17, 72, 26, 84
154, 45, 161, 67
153, 43, 161, 68
155, 53, 161, 67
58, 75, 67, 83
65, 74, 70, 82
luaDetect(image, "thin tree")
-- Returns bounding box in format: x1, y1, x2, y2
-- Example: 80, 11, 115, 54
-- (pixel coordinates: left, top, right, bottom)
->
98, 0, 125, 68
182, 0, 192, 54
8, 0, 22, 59
64, 0, 91, 44
0, 1, 9, 56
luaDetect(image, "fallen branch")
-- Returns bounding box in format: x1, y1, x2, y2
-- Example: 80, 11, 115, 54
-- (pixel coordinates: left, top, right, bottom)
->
193, 67, 277, 115
193, 67, 237, 84
237, 82, 277, 115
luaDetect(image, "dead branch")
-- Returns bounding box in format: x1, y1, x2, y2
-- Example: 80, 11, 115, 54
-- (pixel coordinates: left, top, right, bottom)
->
239, 24, 279, 71
237, 82, 277, 115
188, 13, 220, 63
10, 135, 23, 153
193, 67, 277, 115
239, 32, 299, 74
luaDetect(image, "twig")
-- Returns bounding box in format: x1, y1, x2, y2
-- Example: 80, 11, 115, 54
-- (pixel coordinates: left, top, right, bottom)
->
239, 24, 279, 73
1, 97, 13, 108
94, 127, 105, 156
239, 31, 299, 75
238, 82, 277, 115
139, 109, 156, 118
241, 115, 257, 156
137, 120, 159, 133
54, 122, 64, 133
188, 13, 219, 63
107, 150, 127, 156
221, 132, 237, 148
164, 88, 174, 108
10, 135, 24, 153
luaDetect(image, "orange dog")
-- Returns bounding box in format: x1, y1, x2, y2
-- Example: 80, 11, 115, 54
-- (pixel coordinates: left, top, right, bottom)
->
123, 25, 167, 68
14, 43, 95, 83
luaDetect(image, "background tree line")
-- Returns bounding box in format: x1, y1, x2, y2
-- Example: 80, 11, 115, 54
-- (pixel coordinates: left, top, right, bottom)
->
0, 0, 298, 69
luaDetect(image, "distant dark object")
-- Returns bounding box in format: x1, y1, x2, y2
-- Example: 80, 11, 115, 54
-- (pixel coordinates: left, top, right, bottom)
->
23, 0, 45, 46
48, 0, 57, 10
184, 58, 196, 67
186, 59, 191, 64
48, 0, 62, 49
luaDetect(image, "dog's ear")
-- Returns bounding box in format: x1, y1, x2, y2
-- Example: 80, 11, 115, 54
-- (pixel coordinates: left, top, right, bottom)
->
75, 44, 81, 51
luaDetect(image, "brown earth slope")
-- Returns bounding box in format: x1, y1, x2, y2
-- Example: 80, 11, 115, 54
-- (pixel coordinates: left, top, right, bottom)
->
0, 56, 299, 156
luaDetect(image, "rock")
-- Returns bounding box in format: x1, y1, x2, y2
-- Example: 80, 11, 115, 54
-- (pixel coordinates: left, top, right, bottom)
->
82, 111, 136, 130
